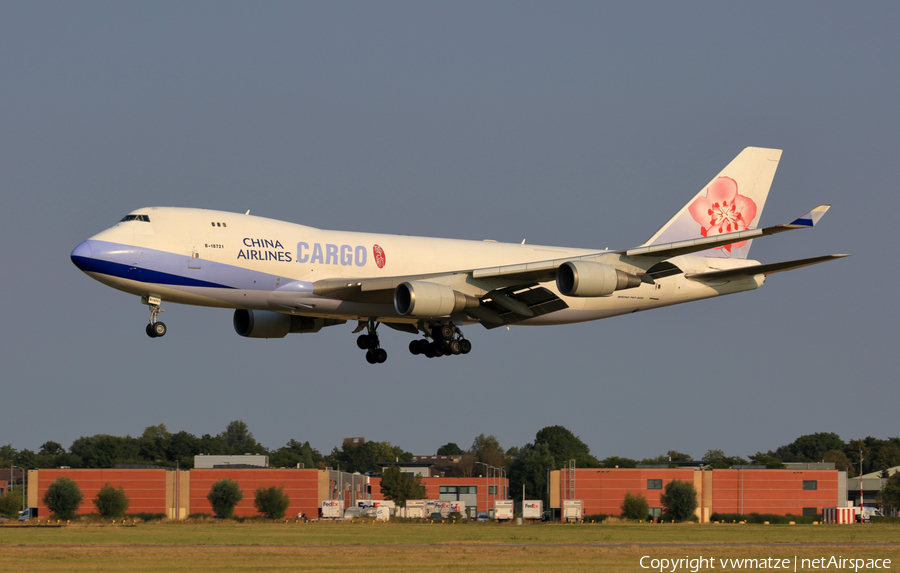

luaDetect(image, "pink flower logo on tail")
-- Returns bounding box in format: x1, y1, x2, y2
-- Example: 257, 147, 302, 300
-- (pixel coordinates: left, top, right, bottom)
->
373, 245, 386, 269
687, 177, 757, 252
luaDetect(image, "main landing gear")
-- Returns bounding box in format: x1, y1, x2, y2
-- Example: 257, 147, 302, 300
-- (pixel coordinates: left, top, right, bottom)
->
356, 320, 387, 364
408, 324, 472, 359
143, 296, 167, 338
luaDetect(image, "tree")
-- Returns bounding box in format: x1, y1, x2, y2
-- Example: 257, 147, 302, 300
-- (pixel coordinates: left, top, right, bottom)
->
437, 443, 464, 456
877, 472, 900, 513
598, 456, 637, 468
330, 440, 412, 474
508, 442, 555, 504
470, 434, 505, 469
207, 479, 243, 518
660, 480, 698, 522
220, 420, 262, 454
702, 449, 748, 469
69, 434, 140, 468
871, 444, 900, 474
270, 440, 324, 470
621, 492, 650, 520
823, 449, 853, 474
0, 485, 23, 519
93, 483, 130, 518
43, 477, 83, 520
379, 465, 424, 507
748, 452, 786, 469
788, 432, 845, 462
254, 486, 290, 519
534, 426, 595, 469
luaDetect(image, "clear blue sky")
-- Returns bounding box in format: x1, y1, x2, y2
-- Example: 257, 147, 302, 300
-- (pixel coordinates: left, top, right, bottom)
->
2, 2, 896, 461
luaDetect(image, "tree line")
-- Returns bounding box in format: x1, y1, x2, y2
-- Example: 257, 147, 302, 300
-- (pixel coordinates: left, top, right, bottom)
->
3, 424, 900, 508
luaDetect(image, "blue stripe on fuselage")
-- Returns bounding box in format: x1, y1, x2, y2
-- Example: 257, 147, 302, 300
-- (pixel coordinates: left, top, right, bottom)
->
72, 255, 234, 289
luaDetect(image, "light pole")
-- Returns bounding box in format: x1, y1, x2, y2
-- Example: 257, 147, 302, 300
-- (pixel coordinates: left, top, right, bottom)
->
11, 465, 24, 512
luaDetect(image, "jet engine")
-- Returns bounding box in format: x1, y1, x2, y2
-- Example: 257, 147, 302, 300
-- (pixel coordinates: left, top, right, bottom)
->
556, 261, 642, 297
394, 281, 480, 318
233, 310, 344, 338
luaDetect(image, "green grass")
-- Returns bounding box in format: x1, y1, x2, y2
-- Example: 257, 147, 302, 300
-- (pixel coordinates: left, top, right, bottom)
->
2, 522, 899, 572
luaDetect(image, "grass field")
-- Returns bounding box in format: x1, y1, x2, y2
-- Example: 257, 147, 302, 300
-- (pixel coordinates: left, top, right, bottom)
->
2, 521, 899, 572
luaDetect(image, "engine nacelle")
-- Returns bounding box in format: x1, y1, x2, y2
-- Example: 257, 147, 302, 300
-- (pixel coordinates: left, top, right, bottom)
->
394, 281, 479, 318
556, 261, 642, 297
233, 310, 344, 338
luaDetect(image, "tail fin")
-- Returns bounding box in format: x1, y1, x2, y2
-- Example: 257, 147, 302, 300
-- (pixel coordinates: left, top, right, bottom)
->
641, 147, 782, 258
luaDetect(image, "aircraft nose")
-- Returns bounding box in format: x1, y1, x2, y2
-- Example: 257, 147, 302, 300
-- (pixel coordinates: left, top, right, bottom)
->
71, 241, 93, 271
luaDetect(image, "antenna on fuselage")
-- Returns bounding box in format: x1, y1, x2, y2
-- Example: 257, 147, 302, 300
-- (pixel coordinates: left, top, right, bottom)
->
245, 210, 250, 215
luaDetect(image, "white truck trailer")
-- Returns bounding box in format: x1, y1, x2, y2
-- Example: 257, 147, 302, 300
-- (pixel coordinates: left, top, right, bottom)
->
523, 500, 543, 520
406, 500, 427, 519
563, 499, 583, 523
321, 500, 344, 519
494, 500, 514, 521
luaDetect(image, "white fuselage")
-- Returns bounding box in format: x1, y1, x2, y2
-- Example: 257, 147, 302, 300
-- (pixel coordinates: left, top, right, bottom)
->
74, 207, 764, 326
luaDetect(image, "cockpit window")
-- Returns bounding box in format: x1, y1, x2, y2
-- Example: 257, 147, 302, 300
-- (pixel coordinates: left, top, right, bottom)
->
119, 214, 150, 223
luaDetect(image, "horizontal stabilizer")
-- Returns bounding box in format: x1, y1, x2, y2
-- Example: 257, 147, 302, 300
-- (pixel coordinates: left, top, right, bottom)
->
684, 254, 849, 281
627, 205, 832, 260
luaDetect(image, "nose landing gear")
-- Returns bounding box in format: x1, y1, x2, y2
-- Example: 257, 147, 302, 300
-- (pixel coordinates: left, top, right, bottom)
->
143, 296, 167, 338
356, 320, 387, 364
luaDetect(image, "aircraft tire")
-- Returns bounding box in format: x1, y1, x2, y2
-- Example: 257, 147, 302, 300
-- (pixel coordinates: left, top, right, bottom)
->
433, 344, 444, 357
152, 322, 167, 337
440, 325, 454, 340
423, 345, 436, 358
146, 323, 157, 338
449, 340, 461, 355
365, 350, 377, 364
375, 348, 387, 363
357, 335, 369, 350
409, 340, 421, 355
459, 339, 472, 354
366, 334, 379, 349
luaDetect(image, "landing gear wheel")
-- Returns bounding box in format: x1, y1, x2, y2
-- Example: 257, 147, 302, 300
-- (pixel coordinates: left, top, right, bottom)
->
439, 325, 454, 340
365, 350, 377, 364
409, 340, 421, 355
366, 333, 379, 349
151, 322, 167, 337
432, 342, 444, 357
423, 345, 436, 358
459, 339, 472, 354
146, 323, 157, 338
448, 340, 462, 355
374, 348, 387, 363
357, 335, 369, 350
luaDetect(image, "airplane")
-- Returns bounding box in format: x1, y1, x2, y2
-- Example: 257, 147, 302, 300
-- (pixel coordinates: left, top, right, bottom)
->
71, 147, 847, 364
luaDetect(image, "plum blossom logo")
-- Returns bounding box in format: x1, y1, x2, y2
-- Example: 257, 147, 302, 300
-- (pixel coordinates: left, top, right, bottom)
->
687, 177, 757, 252
373, 244, 386, 269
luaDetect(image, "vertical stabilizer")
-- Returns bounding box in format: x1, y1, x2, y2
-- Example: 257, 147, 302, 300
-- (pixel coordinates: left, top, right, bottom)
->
641, 147, 782, 258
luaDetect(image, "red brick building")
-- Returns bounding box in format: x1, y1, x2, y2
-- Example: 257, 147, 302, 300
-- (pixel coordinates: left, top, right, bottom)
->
552, 467, 842, 522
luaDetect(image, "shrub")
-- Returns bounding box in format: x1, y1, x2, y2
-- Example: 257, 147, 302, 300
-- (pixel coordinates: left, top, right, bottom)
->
621, 492, 650, 520
871, 516, 900, 524
207, 479, 243, 519
43, 477, 83, 520
132, 512, 167, 522
660, 480, 698, 522
710, 512, 820, 524
93, 483, 130, 518
253, 485, 290, 519
583, 514, 611, 523
0, 486, 23, 519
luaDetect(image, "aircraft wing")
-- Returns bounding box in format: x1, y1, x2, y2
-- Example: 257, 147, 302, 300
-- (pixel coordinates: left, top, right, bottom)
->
683, 254, 850, 282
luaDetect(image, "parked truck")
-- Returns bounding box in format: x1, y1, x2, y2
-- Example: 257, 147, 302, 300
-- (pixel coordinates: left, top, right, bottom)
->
321, 500, 343, 519
523, 500, 543, 520
563, 500, 583, 523
494, 500, 514, 521
406, 500, 427, 519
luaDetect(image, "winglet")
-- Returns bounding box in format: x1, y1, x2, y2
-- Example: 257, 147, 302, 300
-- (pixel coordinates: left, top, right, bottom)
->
785, 205, 830, 228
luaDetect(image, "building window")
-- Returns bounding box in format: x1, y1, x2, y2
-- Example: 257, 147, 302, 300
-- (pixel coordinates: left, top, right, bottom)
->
649, 507, 662, 517
802, 508, 818, 517
459, 486, 476, 494
488, 485, 497, 494
802, 480, 818, 491
439, 486, 457, 494
647, 479, 662, 490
